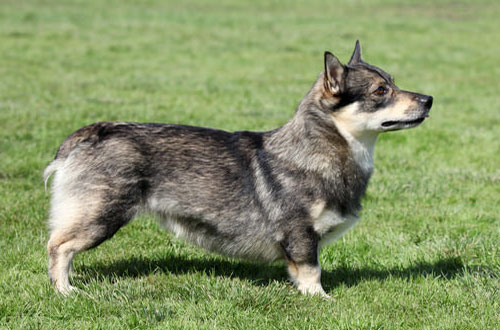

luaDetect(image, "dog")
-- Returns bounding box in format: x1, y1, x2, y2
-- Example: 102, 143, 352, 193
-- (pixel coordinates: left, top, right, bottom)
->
44, 41, 433, 296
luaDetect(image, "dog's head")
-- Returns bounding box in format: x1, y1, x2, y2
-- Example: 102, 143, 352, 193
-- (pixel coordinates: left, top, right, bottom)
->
314, 41, 433, 136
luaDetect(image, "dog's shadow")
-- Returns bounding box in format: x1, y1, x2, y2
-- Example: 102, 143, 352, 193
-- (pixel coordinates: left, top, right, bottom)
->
78, 254, 478, 291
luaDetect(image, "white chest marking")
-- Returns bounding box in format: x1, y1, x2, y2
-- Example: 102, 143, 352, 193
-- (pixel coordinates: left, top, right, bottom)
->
331, 102, 379, 175
346, 134, 375, 175
313, 208, 360, 248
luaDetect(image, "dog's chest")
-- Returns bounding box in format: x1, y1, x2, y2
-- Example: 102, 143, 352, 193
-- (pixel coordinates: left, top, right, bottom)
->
312, 206, 360, 247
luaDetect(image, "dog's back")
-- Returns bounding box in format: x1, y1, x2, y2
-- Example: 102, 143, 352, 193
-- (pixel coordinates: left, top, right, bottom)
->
46, 122, 309, 294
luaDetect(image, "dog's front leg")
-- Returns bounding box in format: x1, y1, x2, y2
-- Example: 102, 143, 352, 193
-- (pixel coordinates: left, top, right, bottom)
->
282, 228, 329, 297
287, 260, 328, 297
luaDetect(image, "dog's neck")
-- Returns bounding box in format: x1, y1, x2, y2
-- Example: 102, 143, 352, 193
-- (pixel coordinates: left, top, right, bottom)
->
330, 103, 379, 175
265, 98, 375, 215
265, 103, 377, 179
337, 126, 377, 175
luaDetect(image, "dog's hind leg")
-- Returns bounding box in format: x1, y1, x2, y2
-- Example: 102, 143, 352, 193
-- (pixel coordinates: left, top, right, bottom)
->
47, 192, 137, 295
47, 230, 83, 295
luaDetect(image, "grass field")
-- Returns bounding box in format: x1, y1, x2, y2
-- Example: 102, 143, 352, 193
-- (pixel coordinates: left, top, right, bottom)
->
1, 0, 499, 328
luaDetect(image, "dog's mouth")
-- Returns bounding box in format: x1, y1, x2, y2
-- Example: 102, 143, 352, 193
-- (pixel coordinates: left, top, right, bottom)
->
381, 116, 427, 129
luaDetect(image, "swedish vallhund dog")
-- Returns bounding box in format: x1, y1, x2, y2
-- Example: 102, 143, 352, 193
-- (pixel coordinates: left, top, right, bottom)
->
44, 41, 433, 297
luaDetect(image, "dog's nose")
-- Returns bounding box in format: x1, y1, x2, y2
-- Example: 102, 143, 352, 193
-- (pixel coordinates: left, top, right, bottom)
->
420, 95, 433, 109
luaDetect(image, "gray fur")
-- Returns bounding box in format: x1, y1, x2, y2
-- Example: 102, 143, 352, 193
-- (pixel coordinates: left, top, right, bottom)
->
45, 41, 433, 296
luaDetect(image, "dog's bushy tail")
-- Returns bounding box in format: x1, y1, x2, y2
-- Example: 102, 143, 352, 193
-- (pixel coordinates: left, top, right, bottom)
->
43, 159, 64, 193
43, 124, 98, 193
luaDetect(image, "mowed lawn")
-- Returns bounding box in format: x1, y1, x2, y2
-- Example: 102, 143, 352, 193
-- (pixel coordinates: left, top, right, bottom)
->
1, 0, 499, 328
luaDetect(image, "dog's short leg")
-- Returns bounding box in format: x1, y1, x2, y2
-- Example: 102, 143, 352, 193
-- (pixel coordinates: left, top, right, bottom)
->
282, 227, 328, 297
47, 212, 132, 294
47, 232, 79, 295
47, 191, 136, 294
287, 260, 327, 297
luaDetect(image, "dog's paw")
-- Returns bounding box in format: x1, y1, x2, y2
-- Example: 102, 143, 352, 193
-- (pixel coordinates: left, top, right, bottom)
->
297, 283, 331, 299
56, 284, 78, 296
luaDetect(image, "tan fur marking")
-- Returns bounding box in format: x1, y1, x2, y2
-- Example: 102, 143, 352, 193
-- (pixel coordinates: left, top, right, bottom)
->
287, 261, 328, 297
309, 200, 326, 219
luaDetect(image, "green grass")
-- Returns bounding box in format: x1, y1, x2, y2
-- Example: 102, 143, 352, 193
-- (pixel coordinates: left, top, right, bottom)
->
1, 0, 499, 328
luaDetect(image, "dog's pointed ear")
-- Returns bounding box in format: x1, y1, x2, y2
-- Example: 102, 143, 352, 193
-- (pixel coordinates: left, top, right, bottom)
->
324, 51, 344, 95
348, 40, 363, 65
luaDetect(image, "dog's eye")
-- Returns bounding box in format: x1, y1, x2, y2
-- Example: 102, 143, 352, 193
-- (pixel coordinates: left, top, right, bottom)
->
374, 86, 387, 96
